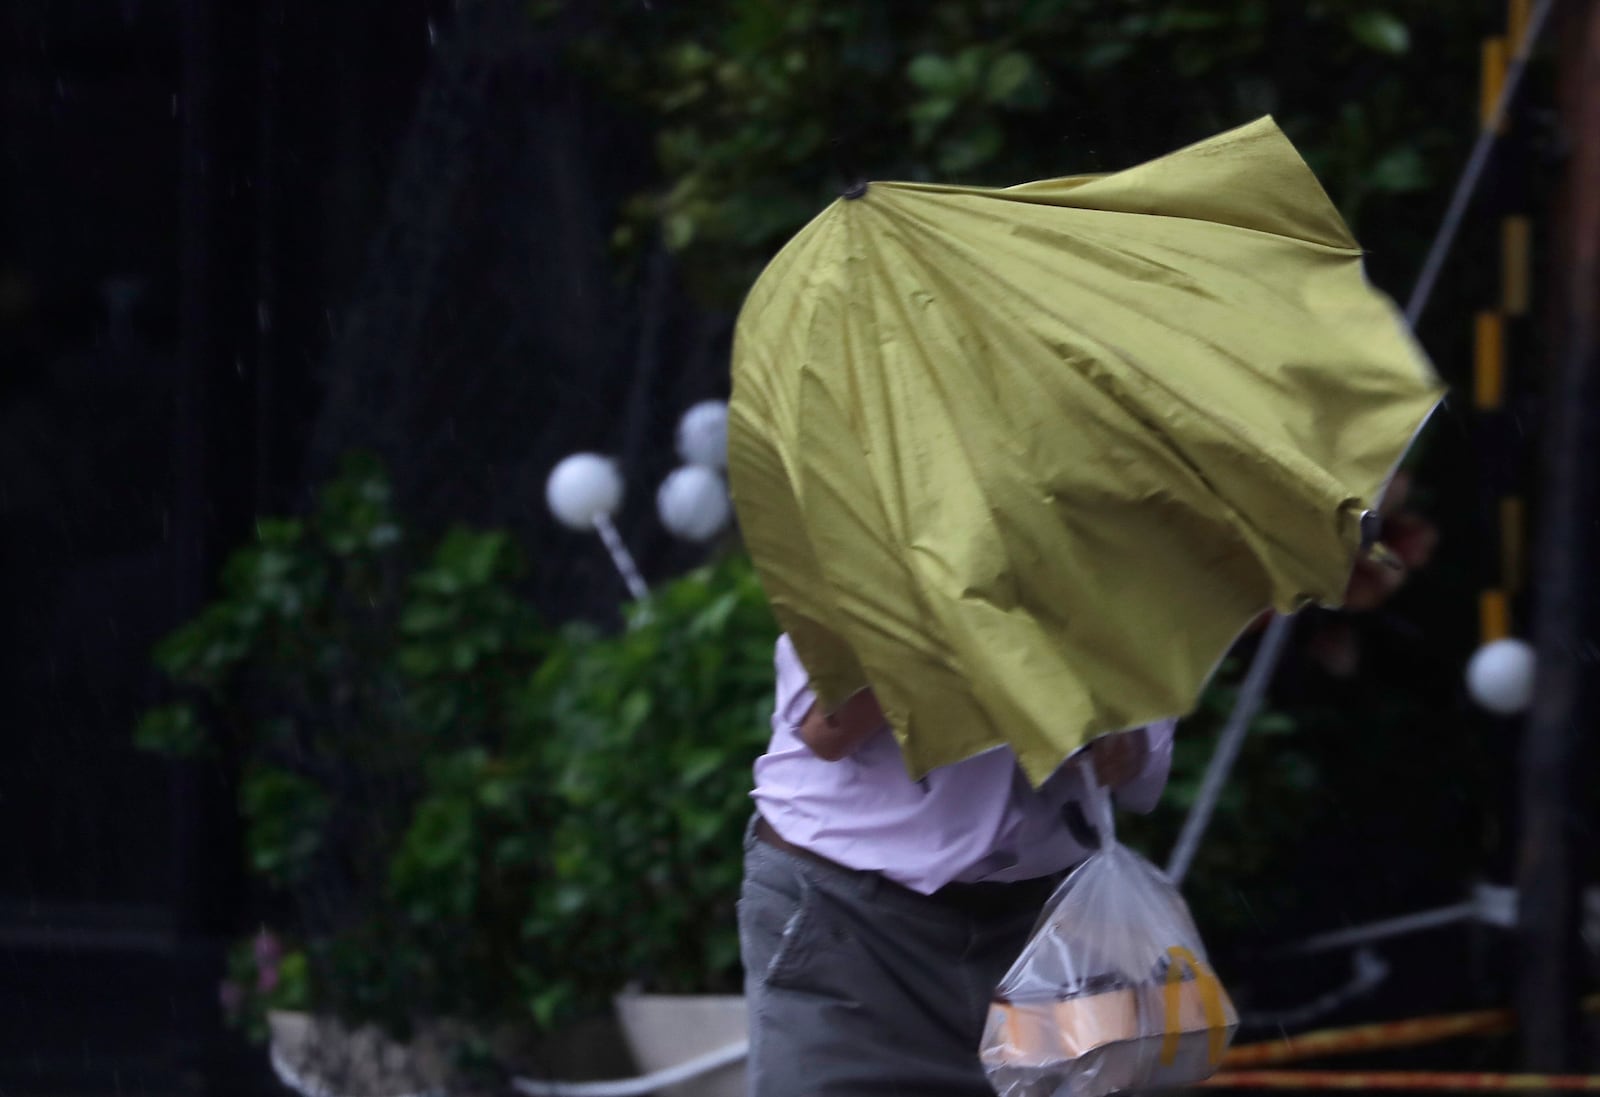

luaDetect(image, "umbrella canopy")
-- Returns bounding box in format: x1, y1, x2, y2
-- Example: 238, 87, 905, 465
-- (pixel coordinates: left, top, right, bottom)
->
728, 117, 1443, 784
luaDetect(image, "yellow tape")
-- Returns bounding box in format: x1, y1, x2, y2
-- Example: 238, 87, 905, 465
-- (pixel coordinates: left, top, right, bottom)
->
1501, 497, 1525, 591
1502, 216, 1531, 315
1509, 0, 1532, 55
1481, 37, 1508, 131
1204, 1070, 1600, 1090
1481, 590, 1511, 643
1474, 311, 1505, 409
1163, 945, 1229, 1067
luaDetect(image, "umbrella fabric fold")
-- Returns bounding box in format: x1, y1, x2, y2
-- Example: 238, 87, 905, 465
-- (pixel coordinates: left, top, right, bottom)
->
729, 116, 1443, 784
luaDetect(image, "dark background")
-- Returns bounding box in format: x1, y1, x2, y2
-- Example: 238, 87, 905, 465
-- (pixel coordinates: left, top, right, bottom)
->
2, 0, 1595, 1093
0, 2, 728, 1090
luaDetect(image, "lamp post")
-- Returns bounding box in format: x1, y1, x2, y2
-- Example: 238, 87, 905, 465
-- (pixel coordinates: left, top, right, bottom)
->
546, 400, 734, 602
546, 453, 649, 603
1517, 0, 1600, 1072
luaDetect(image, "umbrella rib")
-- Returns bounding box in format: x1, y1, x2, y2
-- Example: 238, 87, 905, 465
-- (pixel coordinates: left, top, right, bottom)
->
880, 198, 1361, 576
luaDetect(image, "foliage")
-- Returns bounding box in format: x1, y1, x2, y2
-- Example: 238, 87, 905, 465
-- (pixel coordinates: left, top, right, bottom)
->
563, 0, 1500, 979
136, 454, 1466, 1037
219, 931, 313, 1044
523, 554, 778, 1021
136, 454, 553, 1037
571, 0, 1479, 302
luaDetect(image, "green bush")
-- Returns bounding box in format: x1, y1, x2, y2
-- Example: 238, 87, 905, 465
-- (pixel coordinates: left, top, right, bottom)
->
519, 552, 1312, 1014
136, 454, 553, 1038
523, 554, 779, 1024
571, 0, 1474, 303
132, 459, 1340, 1040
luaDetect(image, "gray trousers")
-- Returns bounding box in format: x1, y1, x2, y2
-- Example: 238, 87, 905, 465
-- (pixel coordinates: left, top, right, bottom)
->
739, 817, 1058, 1097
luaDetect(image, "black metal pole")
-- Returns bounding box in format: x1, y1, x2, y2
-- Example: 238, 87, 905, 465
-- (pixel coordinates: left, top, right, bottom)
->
1516, 0, 1600, 1074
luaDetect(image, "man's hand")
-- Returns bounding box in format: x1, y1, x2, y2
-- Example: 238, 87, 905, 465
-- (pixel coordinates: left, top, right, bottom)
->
1085, 728, 1148, 788
797, 688, 887, 761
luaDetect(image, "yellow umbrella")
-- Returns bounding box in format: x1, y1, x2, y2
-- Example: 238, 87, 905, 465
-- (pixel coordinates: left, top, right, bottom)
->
727, 117, 1443, 784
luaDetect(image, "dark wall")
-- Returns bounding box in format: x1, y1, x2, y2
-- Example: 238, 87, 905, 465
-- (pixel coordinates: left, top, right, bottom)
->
1, 0, 731, 1087
0, 0, 451, 910
2, 0, 186, 911
0, 0, 445, 1090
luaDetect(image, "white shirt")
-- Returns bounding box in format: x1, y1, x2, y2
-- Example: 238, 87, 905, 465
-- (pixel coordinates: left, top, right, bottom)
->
753, 635, 1176, 895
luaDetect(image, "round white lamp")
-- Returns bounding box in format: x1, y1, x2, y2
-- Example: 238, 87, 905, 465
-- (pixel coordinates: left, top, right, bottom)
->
546, 453, 624, 530
676, 400, 729, 470
546, 453, 647, 601
657, 466, 731, 542
1466, 638, 1536, 716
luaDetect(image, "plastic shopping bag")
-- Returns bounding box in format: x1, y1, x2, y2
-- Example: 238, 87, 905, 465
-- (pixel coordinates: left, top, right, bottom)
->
980, 784, 1238, 1097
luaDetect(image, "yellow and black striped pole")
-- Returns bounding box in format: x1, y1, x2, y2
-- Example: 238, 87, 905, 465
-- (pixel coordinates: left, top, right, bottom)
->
1474, 0, 1534, 647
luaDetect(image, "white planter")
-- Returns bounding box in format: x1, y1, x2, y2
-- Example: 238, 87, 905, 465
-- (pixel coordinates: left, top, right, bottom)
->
267, 1010, 452, 1097
613, 992, 748, 1097
267, 1010, 559, 1097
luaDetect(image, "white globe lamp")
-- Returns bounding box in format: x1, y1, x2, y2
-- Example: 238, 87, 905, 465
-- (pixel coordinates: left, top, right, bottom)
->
676, 400, 729, 470
1466, 638, 1536, 716
546, 453, 624, 531
657, 466, 731, 542
546, 453, 648, 602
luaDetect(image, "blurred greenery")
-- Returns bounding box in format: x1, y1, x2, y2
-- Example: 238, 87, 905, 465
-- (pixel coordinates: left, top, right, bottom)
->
566, 0, 1501, 974
521, 555, 778, 1024
572, 0, 1478, 303
137, 453, 555, 1038
136, 458, 1485, 1044
135, 0, 1514, 1053
137, 458, 779, 1036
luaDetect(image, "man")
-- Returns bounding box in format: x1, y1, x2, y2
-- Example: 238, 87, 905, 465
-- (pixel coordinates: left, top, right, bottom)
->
740, 633, 1175, 1096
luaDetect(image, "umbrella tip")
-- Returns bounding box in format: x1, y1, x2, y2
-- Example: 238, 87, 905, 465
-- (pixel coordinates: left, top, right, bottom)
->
841, 180, 869, 200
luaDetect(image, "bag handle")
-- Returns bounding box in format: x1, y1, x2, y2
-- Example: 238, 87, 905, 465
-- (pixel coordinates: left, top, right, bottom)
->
1161, 945, 1229, 1067
1060, 746, 1117, 850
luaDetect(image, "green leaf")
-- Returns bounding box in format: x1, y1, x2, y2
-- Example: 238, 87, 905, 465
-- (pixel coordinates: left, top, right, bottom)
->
400, 796, 473, 869
397, 644, 443, 677
984, 52, 1039, 106
432, 529, 513, 586
268, 951, 312, 1011
254, 518, 304, 547
618, 689, 653, 735
1348, 11, 1410, 54
1368, 146, 1429, 192
1081, 38, 1135, 70
1252, 711, 1298, 736
663, 212, 696, 251
529, 986, 572, 1030
133, 704, 208, 756
953, 47, 986, 90
679, 749, 723, 789
716, 187, 818, 247
367, 523, 402, 550
1154, 8, 1227, 33
400, 600, 456, 636
477, 776, 521, 812
937, 123, 1004, 174
240, 768, 330, 883
907, 53, 960, 94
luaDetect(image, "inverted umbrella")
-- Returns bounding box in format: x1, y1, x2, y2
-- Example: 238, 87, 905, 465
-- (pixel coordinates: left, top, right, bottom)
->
727, 117, 1443, 784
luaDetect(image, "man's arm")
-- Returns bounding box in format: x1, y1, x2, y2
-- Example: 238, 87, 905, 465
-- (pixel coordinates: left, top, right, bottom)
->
1101, 720, 1176, 813
797, 688, 887, 761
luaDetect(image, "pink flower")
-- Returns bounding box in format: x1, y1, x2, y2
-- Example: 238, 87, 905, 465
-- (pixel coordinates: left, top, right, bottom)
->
253, 929, 283, 968
219, 980, 245, 1017
257, 964, 280, 994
